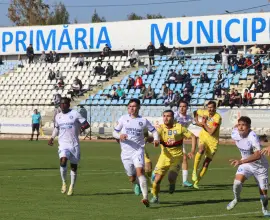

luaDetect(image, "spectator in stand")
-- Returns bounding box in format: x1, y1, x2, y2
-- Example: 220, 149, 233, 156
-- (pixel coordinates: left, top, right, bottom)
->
183, 70, 191, 82
134, 75, 143, 89
229, 59, 239, 74
0, 55, 3, 65
174, 91, 181, 105
249, 79, 261, 96
48, 69, 55, 81
57, 79, 65, 90
129, 49, 139, 67
230, 45, 238, 61
184, 80, 194, 93
166, 70, 177, 84
164, 90, 176, 109
217, 70, 224, 84
75, 76, 83, 90
214, 45, 226, 63
253, 56, 262, 71
237, 54, 246, 69
106, 63, 114, 79
26, 44, 34, 64
220, 90, 230, 106
214, 81, 222, 97
46, 51, 53, 63
18, 55, 24, 68
260, 45, 269, 58
74, 54, 84, 67
176, 47, 185, 60
242, 89, 253, 106
158, 43, 168, 56
244, 56, 253, 68
254, 70, 264, 83
126, 76, 135, 90
147, 42, 156, 65
55, 70, 63, 80
262, 65, 268, 78
144, 64, 153, 75
248, 44, 261, 55
143, 85, 155, 101
121, 50, 128, 57
109, 87, 118, 99
71, 80, 81, 96
103, 44, 111, 57
229, 89, 242, 108
175, 71, 186, 84
139, 84, 146, 98
52, 51, 60, 63
221, 48, 229, 71
181, 89, 191, 103
39, 51, 46, 63
200, 72, 210, 83
95, 63, 105, 75
116, 86, 125, 99
261, 79, 268, 96
169, 47, 177, 61
157, 84, 169, 100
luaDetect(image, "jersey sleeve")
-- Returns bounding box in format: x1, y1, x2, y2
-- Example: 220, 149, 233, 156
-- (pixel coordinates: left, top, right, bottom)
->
76, 111, 87, 124
213, 114, 222, 127
196, 109, 204, 117
182, 126, 192, 139
145, 119, 156, 133
250, 131, 261, 152
114, 116, 124, 132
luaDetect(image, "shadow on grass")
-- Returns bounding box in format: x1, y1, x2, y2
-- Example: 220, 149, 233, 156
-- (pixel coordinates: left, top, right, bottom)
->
76, 191, 134, 196
10, 167, 58, 171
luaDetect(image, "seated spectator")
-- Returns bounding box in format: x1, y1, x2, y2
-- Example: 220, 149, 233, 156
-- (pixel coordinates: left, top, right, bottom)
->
248, 44, 261, 55
169, 47, 177, 60
229, 89, 242, 108
200, 72, 210, 83
57, 79, 65, 89
143, 85, 155, 101
175, 71, 186, 84
157, 84, 169, 100
220, 90, 230, 106
139, 84, 146, 98
214, 82, 222, 97
52, 51, 60, 63
95, 63, 105, 75
129, 49, 139, 67
229, 59, 238, 73
158, 43, 168, 56
144, 64, 153, 75
164, 90, 176, 109
55, 70, 63, 80
46, 51, 53, 63
39, 51, 46, 63
48, 69, 55, 81
106, 63, 114, 79
52, 93, 61, 107
109, 87, 118, 99
116, 86, 125, 99
254, 70, 264, 83
181, 89, 191, 103
262, 65, 268, 78
244, 57, 253, 68
237, 54, 246, 69
182, 70, 191, 82
184, 80, 193, 93
134, 75, 143, 89
75, 76, 83, 90
176, 47, 185, 60
249, 79, 262, 96
71, 80, 81, 96
266, 73, 270, 92
174, 91, 181, 104
242, 89, 253, 106
103, 44, 111, 57
261, 79, 268, 95
127, 76, 135, 90
75, 54, 84, 67
166, 70, 177, 84
253, 56, 262, 71
260, 45, 269, 57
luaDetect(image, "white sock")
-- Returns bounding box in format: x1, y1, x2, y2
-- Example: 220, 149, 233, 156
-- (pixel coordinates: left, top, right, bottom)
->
138, 175, 148, 200
70, 170, 77, 187
60, 166, 67, 183
233, 180, 242, 201
260, 195, 268, 210
182, 170, 188, 183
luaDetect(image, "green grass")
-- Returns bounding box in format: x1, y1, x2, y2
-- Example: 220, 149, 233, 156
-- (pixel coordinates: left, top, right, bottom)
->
0, 140, 267, 220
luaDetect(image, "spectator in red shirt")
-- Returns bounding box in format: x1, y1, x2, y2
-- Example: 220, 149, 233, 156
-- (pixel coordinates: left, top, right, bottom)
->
244, 57, 253, 68
242, 89, 253, 106
134, 75, 143, 89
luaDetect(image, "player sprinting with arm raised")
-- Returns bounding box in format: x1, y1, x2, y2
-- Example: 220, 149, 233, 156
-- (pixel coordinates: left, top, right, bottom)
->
113, 98, 159, 207
151, 110, 196, 204
192, 101, 222, 189
48, 98, 90, 196
174, 100, 196, 187
227, 116, 270, 217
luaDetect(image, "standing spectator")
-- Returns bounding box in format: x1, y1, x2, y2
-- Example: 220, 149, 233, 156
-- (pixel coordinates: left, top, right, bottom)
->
244, 56, 253, 68
129, 49, 139, 67
220, 90, 230, 106
158, 43, 168, 56
143, 85, 155, 101
46, 51, 53, 63
55, 70, 63, 80
26, 44, 34, 64
103, 44, 111, 57
39, 51, 46, 63
200, 72, 210, 83
184, 80, 194, 93
176, 47, 185, 60
126, 76, 135, 90
143, 64, 152, 75
221, 49, 229, 71
52, 51, 60, 63
214, 45, 226, 63
134, 75, 143, 89
147, 42, 155, 65
157, 84, 169, 100
229, 45, 238, 64
116, 86, 125, 99
106, 63, 114, 79
242, 89, 253, 106
18, 55, 24, 68
48, 69, 55, 81
53, 93, 61, 108
229, 89, 242, 108
181, 89, 191, 103
253, 56, 262, 71
237, 54, 246, 69
164, 90, 176, 109
248, 44, 261, 55
169, 47, 177, 60
30, 109, 41, 141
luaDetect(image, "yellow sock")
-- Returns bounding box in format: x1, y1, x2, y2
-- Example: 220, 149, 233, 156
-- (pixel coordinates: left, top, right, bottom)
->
199, 167, 208, 180
193, 152, 202, 173
152, 182, 160, 198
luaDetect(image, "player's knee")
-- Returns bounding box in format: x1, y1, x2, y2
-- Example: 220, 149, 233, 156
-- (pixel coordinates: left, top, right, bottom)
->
60, 158, 67, 167
203, 158, 212, 167
183, 154, 187, 161
70, 164, 77, 172
233, 179, 242, 187
129, 176, 136, 183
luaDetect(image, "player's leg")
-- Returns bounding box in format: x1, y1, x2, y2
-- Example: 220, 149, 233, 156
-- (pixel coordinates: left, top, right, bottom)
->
59, 156, 68, 194
36, 125, 40, 141
182, 144, 192, 187
67, 146, 80, 196
192, 141, 205, 182
136, 167, 150, 207
30, 125, 35, 141
144, 151, 152, 186
168, 156, 182, 193
193, 157, 212, 189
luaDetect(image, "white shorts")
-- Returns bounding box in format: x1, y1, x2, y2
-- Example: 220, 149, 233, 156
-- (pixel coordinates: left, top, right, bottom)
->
58, 146, 80, 164
183, 144, 186, 154
121, 150, 145, 177
236, 163, 268, 190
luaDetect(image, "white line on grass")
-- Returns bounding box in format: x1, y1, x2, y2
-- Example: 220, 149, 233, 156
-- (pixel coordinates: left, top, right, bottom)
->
155, 211, 261, 220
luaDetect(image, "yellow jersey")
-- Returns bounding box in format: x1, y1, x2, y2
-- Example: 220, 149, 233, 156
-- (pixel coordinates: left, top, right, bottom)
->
197, 109, 222, 142
157, 123, 192, 157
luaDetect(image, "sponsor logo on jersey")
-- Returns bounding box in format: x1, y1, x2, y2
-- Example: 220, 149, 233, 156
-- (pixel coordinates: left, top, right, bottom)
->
168, 130, 172, 135
173, 130, 177, 134
69, 116, 73, 119
139, 122, 143, 126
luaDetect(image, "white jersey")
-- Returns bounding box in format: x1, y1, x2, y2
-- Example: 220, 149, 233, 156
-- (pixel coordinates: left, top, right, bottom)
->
55, 110, 86, 149
174, 112, 193, 128
231, 128, 268, 169
114, 114, 156, 155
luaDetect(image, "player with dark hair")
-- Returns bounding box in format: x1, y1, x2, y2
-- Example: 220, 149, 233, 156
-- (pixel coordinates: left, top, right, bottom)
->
30, 109, 41, 141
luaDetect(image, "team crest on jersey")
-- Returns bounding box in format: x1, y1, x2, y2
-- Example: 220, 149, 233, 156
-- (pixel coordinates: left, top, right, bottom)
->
247, 141, 252, 147
69, 116, 73, 119
173, 130, 177, 134
139, 122, 143, 126
168, 130, 172, 135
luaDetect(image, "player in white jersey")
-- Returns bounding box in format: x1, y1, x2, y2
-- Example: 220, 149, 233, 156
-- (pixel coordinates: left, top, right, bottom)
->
227, 116, 270, 217
113, 98, 159, 207
48, 98, 90, 196
174, 100, 195, 187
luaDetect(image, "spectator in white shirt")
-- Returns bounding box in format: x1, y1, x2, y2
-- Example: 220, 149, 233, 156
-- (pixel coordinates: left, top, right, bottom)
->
75, 54, 84, 67
222, 49, 229, 71
129, 48, 139, 67
144, 64, 152, 75
169, 47, 177, 61
39, 51, 46, 63
164, 90, 175, 108
249, 44, 261, 55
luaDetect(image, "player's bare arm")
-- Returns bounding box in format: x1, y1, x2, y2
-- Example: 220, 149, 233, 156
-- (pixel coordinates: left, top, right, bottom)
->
194, 110, 203, 127
229, 150, 261, 167
261, 146, 270, 156
202, 120, 219, 135
48, 126, 59, 146
80, 121, 90, 132
188, 134, 197, 159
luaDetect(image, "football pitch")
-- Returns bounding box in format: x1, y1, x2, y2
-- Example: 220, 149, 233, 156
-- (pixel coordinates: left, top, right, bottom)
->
0, 140, 267, 220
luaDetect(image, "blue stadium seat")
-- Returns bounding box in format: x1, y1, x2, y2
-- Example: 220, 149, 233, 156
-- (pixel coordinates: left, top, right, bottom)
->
143, 99, 150, 105
248, 69, 255, 75
198, 99, 205, 105
105, 99, 111, 105
150, 99, 157, 105
206, 93, 213, 99
157, 99, 164, 105
190, 99, 197, 105
124, 99, 130, 105
191, 94, 199, 99
240, 73, 247, 80
129, 89, 135, 94
111, 99, 118, 105
92, 100, 98, 105
118, 99, 124, 105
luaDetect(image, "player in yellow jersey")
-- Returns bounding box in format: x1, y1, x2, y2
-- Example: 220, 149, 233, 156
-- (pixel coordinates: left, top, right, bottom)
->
150, 110, 197, 204
192, 101, 222, 189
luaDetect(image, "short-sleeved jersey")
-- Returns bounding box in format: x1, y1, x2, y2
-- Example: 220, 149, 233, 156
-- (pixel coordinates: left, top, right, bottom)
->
231, 128, 268, 168
114, 114, 156, 155
55, 110, 86, 149
32, 113, 41, 124
174, 112, 193, 128
157, 123, 192, 157
197, 109, 221, 142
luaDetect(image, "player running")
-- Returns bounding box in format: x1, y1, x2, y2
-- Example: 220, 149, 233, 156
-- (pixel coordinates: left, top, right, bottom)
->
30, 109, 42, 141
151, 110, 196, 204
48, 98, 90, 196
174, 100, 195, 187
227, 116, 270, 217
192, 101, 222, 189
113, 98, 159, 207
